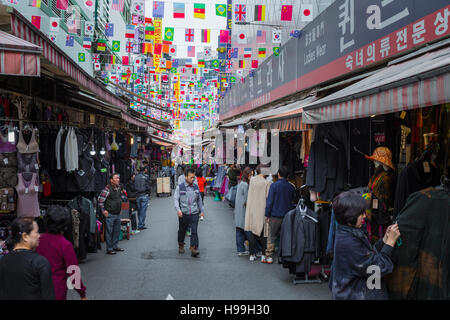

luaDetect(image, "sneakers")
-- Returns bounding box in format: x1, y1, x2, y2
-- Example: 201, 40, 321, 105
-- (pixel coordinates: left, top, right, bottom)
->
262, 256, 273, 264
237, 251, 249, 256
130, 230, 140, 235
249, 255, 257, 261
200, 216, 204, 221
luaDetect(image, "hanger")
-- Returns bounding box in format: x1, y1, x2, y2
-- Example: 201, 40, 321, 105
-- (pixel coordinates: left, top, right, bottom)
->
353, 146, 367, 157
324, 138, 339, 151
436, 175, 449, 193
297, 197, 318, 223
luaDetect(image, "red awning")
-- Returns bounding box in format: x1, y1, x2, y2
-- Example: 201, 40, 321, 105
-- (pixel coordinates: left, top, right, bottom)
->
0, 30, 40, 76
121, 113, 149, 128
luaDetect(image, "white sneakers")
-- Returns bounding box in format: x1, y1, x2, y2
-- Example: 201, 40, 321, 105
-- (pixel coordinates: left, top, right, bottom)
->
200, 216, 204, 221
249, 255, 257, 261
237, 251, 249, 256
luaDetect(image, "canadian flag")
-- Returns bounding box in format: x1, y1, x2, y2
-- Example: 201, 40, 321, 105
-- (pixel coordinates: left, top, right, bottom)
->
237, 31, 247, 44
301, 5, 313, 22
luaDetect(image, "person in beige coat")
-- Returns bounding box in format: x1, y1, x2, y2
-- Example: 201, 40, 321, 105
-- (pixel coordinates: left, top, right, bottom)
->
244, 164, 271, 262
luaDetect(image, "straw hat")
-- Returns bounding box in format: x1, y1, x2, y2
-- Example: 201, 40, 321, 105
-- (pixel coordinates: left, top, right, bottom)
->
365, 147, 394, 170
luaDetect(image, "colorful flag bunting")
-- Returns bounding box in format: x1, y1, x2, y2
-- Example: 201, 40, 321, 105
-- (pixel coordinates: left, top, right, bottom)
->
252, 60, 259, 69
258, 48, 266, 58
185, 28, 194, 42
235, 4, 246, 22
194, 3, 205, 19
152, 1, 164, 18
301, 4, 314, 22
122, 56, 129, 65
145, 26, 154, 40
49, 17, 60, 32
272, 31, 281, 43
254, 5, 265, 21
164, 27, 174, 41
281, 5, 293, 21
105, 23, 114, 37
187, 45, 195, 57
237, 31, 247, 44
273, 47, 280, 56
97, 39, 106, 51
169, 45, 177, 56
29, 0, 41, 8
66, 35, 74, 47
201, 29, 210, 43
110, 55, 116, 64
173, 2, 185, 19
78, 53, 85, 62
238, 60, 245, 69
83, 37, 92, 49
83, 0, 95, 11
125, 25, 135, 38
244, 48, 252, 58
56, 0, 68, 10
256, 30, 266, 43
131, 0, 144, 15
48, 33, 57, 43
85, 22, 94, 36
111, 0, 124, 11
112, 40, 120, 52
31, 16, 41, 29
216, 4, 226, 17
198, 60, 205, 68
219, 30, 229, 44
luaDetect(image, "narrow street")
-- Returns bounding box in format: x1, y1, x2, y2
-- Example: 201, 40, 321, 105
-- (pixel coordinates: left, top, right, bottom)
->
68, 193, 331, 300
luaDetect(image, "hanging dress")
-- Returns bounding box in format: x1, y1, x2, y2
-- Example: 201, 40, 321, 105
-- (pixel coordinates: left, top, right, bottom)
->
15, 172, 40, 217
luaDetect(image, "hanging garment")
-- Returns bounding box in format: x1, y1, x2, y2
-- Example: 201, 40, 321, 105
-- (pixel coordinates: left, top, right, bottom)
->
16, 128, 39, 154
387, 187, 450, 300
0, 130, 16, 153
94, 156, 110, 192
234, 181, 249, 230
15, 172, 40, 217
0, 167, 17, 188
74, 151, 96, 192
55, 127, 64, 170
279, 206, 320, 274
244, 175, 271, 237
17, 153, 39, 173
213, 165, 227, 189
0, 152, 17, 168
368, 167, 395, 226
59, 129, 69, 171
64, 127, 79, 172
67, 197, 91, 261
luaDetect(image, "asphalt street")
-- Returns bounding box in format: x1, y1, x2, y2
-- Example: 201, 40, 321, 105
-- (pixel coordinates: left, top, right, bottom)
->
68, 192, 331, 300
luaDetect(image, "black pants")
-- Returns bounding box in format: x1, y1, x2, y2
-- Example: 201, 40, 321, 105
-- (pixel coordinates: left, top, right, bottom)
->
248, 230, 266, 256
178, 213, 199, 248
129, 200, 138, 230
200, 192, 205, 203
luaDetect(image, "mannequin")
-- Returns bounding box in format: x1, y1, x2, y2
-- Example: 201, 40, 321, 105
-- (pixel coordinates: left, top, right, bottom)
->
366, 147, 395, 243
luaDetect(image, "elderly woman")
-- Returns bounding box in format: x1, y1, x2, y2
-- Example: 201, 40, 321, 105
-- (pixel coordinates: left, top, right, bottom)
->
36, 206, 88, 300
331, 191, 400, 300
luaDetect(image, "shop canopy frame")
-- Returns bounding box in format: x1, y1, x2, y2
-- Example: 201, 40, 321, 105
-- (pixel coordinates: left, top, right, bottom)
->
302, 46, 450, 124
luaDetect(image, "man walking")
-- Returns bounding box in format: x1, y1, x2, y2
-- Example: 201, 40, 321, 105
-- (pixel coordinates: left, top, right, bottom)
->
263, 166, 296, 264
135, 165, 151, 230
98, 173, 126, 255
174, 168, 204, 257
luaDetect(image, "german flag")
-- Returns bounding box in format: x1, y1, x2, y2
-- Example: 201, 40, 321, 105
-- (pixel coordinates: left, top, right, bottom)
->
239, 60, 245, 69
254, 5, 265, 21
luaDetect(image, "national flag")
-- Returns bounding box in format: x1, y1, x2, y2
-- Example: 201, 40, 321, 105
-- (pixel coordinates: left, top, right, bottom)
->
49, 17, 60, 32
301, 4, 314, 22
169, 45, 177, 56
198, 60, 205, 68
29, 0, 41, 8
66, 19, 78, 34
110, 55, 116, 64
125, 25, 135, 38
122, 56, 129, 65
258, 48, 266, 58
185, 28, 194, 42
48, 33, 57, 43
77, 53, 85, 62
94, 63, 101, 71
145, 26, 154, 40
281, 5, 293, 21
126, 41, 133, 53
235, 4, 246, 22
238, 60, 245, 69
229, 48, 238, 59
173, 2, 185, 19
111, 0, 124, 11
97, 39, 106, 51
152, 1, 164, 18
83, 37, 92, 49
216, 4, 226, 17
153, 44, 162, 55
66, 35, 74, 47
142, 42, 152, 54
201, 29, 210, 43
230, 76, 236, 83
164, 27, 174, 41
83, 0, 95, 12
272, 31, 281, 43
251, 60, 259, 69
237, 31, 247, 44
254, 5, 265, 21
244, 48, 252, 58
226, 60, 233, 70
204, 47, 212, 58
85, 22, 94, 36
131, 0, 144, 15
256, 30, 266, 43
219, 30, 229, 44
105, 23, 114, 37
194, 3, 205, 19
187, 45, 195, 58
112, 40, 120, 52
290, 30, 302, 38
56, 0, 68, 10
31, 16, 41, 29
92, 54, 100, 63
273, 47, 280, 56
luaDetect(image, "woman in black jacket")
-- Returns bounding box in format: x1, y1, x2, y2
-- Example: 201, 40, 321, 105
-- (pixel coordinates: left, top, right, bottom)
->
0, 217, 55, 300
330, 191, 400, 300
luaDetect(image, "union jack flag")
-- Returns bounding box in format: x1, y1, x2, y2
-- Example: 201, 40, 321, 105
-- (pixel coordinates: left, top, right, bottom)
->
235, 4, 246, 22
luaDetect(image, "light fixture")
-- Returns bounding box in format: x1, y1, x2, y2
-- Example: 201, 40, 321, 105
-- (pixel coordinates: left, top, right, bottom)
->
90, 145, 96, 156
131, 136, 134, 145
7, 125, 15, 143
370, 114, 376, 118
100, 147, 106, 155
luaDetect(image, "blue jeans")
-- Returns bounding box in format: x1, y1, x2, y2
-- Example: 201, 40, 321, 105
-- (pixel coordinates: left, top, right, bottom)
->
105, 213, 121, 251
236, 227, 251, 252
137, 194, 149, 229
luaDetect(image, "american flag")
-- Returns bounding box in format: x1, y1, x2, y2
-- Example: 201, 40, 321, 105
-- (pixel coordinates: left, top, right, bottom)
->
111, 0, 124, 11
256, 30, 266, 43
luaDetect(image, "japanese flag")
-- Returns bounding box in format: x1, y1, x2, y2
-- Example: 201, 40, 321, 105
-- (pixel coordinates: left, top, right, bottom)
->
169, 45, 177, 56
49, 17, 60, 32
84, 0, 95, 11
272, 31, 281, 43
94, 63, 101, 71
301, 4, 313, 22
237, 31, 247, 44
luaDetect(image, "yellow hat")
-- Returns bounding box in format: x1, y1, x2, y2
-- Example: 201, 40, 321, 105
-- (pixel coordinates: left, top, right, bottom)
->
365, 147, 394, 170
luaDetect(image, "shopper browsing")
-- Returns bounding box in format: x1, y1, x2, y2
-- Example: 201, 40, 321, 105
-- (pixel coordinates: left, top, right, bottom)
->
135, 165, 151, 230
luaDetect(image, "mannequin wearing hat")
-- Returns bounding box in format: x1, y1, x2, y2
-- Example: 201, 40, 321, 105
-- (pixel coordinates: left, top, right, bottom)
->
366, 147, 395, 243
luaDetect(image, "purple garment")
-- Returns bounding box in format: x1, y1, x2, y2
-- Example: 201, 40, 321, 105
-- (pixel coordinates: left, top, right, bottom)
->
15, 173, 40, 218
0, 131, 16, 153
36, 233, 87, 300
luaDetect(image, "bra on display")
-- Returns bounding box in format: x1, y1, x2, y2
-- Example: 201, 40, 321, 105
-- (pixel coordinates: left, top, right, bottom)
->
16, 128, 39, 154
17, 153, 39, 173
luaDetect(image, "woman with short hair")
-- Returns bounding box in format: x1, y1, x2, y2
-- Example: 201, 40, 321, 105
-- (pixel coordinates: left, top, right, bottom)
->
331, 191, 400, 300
234, 167, 253, 256
0, 217, 55, 299
36, 205, 88, 300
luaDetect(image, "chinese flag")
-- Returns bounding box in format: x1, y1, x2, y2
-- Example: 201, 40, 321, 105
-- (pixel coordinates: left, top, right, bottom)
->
31, 16, 41, 29
281, 5, 293, 21
56, 0, 68, 10
122, 56, 129, 65
154, 44, 162, 55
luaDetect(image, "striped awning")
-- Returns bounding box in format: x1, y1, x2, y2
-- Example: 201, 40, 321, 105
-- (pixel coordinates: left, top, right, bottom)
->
260, 116, 311, 132
303, 46, 450, 124
0, 30, 40, 76
9, 11, 127, 111
121, 113, 149, 128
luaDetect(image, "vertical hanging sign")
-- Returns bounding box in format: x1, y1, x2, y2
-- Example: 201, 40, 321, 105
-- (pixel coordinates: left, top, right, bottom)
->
153, 18, 163, 73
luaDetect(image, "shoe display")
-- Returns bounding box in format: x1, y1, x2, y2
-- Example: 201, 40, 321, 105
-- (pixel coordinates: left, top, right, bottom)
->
237, 251, 249, 256
249, 255, 256, 261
